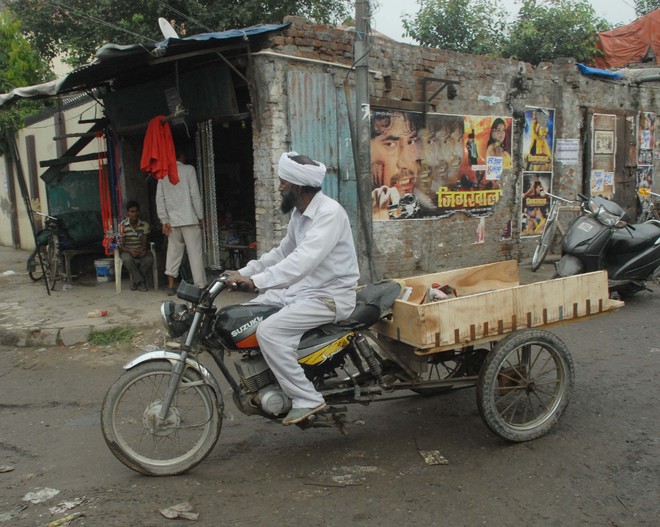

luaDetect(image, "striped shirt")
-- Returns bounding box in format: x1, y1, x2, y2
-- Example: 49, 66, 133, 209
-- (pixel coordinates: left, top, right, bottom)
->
121, 218, 150, 250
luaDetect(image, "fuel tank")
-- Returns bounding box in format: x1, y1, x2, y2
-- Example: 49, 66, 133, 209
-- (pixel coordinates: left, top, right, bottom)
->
214, 304, 279, 350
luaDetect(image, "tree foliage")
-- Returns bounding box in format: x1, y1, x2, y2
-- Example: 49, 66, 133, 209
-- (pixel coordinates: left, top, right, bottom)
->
634, 0, 660, 16
402, 0, 612, 65
402, 0, 508, 56
7, 0, 352, 67
503, 0, 611, 64
0, 10, 51, 156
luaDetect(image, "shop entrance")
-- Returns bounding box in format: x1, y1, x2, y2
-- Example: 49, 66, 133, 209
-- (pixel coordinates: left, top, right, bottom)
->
194, 118, 256, 272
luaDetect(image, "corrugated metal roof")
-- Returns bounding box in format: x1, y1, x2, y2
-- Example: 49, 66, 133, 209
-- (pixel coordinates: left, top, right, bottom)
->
0, 23, 289, 108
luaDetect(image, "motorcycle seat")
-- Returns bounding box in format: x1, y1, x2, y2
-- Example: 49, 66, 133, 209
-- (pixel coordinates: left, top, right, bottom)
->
320, 280, 403, 332
609, 223, 660, 254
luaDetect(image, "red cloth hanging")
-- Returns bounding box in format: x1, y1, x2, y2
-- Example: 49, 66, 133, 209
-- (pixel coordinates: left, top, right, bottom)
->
98, 132, 114, 255
140, 115, 179, 184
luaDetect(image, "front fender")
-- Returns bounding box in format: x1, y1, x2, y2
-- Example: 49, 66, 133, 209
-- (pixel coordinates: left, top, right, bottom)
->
555, 254, 585, 277
124, 351, 224, 409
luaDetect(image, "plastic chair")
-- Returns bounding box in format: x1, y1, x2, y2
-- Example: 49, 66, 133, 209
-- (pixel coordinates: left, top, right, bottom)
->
114, 242, 158, 293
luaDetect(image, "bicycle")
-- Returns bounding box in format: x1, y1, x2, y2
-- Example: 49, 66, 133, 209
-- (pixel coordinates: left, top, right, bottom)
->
636, 187, 660, 223
530, 191, 577, 272
27, 211, 64, 290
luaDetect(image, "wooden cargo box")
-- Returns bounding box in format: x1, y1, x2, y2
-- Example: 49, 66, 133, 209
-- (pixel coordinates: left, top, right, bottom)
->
373, 260, 623, 352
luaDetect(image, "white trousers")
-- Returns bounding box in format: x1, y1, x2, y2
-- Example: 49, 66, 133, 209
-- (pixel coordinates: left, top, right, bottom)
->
255, 297, 336, 409
165, 224, 207, 287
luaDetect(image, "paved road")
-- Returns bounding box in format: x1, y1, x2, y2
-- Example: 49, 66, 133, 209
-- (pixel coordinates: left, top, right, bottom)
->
1, 281, 658, 526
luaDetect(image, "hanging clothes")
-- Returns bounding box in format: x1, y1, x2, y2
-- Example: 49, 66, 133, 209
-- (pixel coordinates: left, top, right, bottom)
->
140, 115, 179, 184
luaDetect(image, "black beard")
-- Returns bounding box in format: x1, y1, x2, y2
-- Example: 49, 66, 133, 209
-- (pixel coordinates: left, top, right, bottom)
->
280, 189, 296, 214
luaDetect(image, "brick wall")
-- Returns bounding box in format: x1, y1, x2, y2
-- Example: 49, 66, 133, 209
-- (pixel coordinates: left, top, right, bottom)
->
251, 16, 659, 279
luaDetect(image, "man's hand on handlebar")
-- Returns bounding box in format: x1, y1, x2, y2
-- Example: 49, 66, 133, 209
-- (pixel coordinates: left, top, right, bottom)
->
224, 271, 256, 292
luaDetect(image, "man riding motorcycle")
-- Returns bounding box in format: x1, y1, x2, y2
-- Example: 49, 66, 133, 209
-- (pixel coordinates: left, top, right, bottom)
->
227, 152, 360, 425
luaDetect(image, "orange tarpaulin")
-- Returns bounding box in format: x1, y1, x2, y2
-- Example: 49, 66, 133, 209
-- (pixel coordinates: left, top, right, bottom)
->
595, 9, 660, 68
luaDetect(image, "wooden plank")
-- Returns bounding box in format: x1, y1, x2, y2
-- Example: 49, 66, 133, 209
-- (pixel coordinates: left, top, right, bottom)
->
374, 264, 621, 351
39, 152, 106, 167
402, 260, 519, 304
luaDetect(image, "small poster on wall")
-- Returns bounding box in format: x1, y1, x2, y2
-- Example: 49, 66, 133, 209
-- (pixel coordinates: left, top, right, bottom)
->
636, 111, 655, 192
520, 173, 552, 238
590, 113, 617, 199
523, 107, 555, 172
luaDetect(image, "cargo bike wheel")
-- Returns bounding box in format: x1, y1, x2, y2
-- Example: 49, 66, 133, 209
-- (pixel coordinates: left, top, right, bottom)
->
476, 329, 574, 442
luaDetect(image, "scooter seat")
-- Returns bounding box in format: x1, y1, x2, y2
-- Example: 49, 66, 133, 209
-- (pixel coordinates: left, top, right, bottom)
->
609, 223, 660, 254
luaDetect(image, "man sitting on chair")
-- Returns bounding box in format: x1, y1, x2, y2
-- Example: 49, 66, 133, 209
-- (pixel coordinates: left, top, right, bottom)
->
120, 200, 153, 291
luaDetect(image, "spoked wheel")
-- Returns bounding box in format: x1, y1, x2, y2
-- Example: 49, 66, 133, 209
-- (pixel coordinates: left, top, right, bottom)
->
477, 329, 574, 442
412, 348, 488, 396
28, 246, 46, 281
101, 362, 222, 476
46, 238, 59, 290
530, 216, 557, 272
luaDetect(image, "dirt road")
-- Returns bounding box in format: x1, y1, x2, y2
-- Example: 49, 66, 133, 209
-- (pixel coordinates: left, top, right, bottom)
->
1, 291, 659, 527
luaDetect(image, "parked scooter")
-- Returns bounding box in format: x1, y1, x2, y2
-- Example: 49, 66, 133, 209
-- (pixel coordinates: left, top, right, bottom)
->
555, 193, 660, 298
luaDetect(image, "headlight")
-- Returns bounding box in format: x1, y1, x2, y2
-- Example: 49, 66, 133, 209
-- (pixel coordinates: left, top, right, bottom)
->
160, 300, 193, 337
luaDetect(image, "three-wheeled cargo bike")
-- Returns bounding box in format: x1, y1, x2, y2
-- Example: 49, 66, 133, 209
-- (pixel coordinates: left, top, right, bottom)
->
101, 260, 623, 475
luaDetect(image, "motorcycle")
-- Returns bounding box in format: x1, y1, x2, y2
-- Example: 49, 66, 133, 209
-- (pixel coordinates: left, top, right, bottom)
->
555, 193, 660, 298
101, 274, 574, 476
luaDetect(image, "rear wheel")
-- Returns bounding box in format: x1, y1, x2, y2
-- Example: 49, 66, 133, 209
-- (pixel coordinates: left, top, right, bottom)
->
477, 329, 574, 442
531, 215, 558, 272
28, 246, 46, 281
101, 362, 222, 476
46, 238, 59, 290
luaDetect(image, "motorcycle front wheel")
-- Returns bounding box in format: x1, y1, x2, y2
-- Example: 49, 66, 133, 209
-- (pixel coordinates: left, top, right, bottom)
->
101, 361, 222, 476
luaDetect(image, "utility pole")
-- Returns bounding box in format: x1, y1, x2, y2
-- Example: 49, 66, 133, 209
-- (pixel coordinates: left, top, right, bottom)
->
354, 0, 377, 283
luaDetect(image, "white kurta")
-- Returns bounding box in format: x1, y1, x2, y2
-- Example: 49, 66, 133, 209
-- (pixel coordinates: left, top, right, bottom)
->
240, 191, 360, 322
239, 192, 360, 409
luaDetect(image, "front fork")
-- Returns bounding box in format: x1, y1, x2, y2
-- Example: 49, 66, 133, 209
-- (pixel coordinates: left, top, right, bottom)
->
157, 310, 205, 422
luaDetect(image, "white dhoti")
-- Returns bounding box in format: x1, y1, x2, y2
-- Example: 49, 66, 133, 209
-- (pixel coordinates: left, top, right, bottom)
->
255, 297, 336, 409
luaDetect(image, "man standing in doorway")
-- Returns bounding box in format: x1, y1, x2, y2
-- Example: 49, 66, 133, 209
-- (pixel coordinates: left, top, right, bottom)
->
156, 146, 206, 294
227, 152, 360, 426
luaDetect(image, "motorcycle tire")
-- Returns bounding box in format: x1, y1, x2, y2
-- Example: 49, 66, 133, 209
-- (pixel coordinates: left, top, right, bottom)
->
101, 361, 222, 476
476, 329, 574, 442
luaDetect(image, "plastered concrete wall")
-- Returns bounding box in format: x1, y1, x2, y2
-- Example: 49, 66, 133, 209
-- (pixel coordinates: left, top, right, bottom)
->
0, 99, 99, 250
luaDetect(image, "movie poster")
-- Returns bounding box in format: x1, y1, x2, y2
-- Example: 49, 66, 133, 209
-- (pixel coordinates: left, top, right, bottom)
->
370, 108, 512, 220
523, 107, 555, 172
520, 173, 551, 238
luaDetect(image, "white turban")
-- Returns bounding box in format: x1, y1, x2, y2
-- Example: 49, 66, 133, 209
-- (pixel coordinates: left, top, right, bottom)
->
278, 151, 326, 187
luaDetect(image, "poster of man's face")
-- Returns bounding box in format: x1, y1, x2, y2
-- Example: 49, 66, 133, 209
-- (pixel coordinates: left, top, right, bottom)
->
370, 109, 510, 220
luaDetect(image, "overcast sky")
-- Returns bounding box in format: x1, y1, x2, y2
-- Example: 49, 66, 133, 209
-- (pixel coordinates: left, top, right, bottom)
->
371, 0, 639, 44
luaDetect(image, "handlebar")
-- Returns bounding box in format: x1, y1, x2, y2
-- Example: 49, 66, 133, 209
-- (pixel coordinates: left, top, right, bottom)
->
30, 210, 58, 222
542, 191, 576, 204
638, 187, 659, 199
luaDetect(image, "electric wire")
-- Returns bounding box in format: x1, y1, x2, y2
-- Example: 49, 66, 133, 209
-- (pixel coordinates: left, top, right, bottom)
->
45, 0, 157, 43
153, 0, 214, 33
